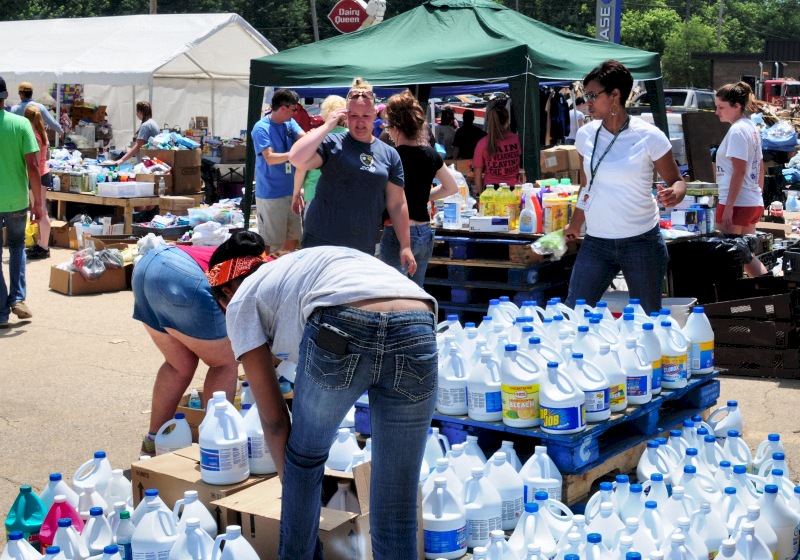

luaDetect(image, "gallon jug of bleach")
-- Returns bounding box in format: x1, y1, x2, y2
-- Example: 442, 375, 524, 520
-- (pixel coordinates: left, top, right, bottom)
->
422, 478, 467, 559
1, 531, 41, 560
72, 451, 113, 496
539, 362, 586, 436
708, 401, 745, 439
155, 414, 192, 456
172, 490, 217, 539
519, 446, 563, 502
131, 503, 176, 560
168, 517, 213, 560
241, 403, 278, 475
199, 402, 249, 485
682, 307, 715, 375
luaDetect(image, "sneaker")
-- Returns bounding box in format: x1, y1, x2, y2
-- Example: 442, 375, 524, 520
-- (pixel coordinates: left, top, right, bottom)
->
0, 321, 8, 329
10, 302, 32, 319
141, 433, 156, 457
26, 244, 50, 260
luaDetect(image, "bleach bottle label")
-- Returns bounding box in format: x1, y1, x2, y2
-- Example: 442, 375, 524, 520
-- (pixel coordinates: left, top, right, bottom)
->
661, 355, 687, 383
627, 375, 648, 397
424, 525, 467, 554
690, 341, 714, 371
540, 404, 585, 431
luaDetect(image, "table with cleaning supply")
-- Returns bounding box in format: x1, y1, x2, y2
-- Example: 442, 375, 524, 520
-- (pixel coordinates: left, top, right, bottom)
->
47, 191, 161, 234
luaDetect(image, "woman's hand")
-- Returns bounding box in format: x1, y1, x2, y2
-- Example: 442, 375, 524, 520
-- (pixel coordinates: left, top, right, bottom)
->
400, 247, 417, 277
721, 206, 735, 231
657, 181, 686, 208
291, 190, 305, 215
327, 108, 348, 130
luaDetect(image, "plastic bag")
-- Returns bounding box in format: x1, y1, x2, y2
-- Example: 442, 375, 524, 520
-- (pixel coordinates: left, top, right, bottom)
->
531, 229, 567, 261
762, 120, 798, 151
98, 248, 124, 270
70, 246, 106, 281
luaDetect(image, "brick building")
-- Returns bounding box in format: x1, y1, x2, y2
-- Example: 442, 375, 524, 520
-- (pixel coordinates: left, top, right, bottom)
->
693, 39, 800, 90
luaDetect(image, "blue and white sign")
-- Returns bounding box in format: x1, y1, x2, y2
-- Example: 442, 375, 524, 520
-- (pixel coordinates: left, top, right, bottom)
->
595, 0, 622, 43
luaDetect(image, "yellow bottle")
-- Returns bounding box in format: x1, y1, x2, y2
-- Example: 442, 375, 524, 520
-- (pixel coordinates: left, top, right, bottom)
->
497, 184, 518, 229
480, 185, 497, 216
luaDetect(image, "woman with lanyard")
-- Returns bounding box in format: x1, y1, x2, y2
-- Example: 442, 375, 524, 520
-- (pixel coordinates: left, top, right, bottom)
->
563, 60, 686, 314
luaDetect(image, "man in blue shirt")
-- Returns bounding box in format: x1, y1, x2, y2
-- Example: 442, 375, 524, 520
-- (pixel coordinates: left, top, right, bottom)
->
11, 82, 63, 134
251, 89, 306, 252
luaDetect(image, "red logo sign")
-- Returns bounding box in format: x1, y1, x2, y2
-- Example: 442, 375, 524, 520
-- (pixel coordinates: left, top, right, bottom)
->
328, 0, 368, 34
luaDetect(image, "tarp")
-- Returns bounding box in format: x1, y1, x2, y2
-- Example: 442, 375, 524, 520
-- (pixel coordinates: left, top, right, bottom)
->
244, 0, 669, 217
0, 13, 277, 145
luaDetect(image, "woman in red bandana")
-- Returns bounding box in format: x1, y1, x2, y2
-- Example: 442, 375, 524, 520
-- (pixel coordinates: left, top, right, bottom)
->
131, 241, 259, 456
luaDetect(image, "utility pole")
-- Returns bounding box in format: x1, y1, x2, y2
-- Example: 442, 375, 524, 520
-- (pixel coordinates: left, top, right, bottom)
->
685, 0, 690, 21
717, 0, 723, 47
309, 0, 320, 41
150, 0, 156, 14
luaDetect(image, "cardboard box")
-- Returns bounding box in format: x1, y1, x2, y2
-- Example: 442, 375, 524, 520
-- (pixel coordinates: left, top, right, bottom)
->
135, 173, 174, 196
130, 445, 271, 517
221, 145, 247, 164
50, 220, 71, 248
195, 117, 209, 129
159, 195, 200, 217
540, 147, 570, 173
758, 221, 795, 239
49, 263, 129, 296
469, 216, 510, 232
173, 166, 204, 194
212, 465, 374, 560
71, 105, 107, 123
141, 149, 203, 195
559, 145, 581, 170
177, 390, 207, 442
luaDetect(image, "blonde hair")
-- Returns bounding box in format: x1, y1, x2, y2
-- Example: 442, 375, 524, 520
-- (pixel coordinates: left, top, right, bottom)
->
348, 76, 375, 108
321, 95, 347, 127
23, 104, 47, 145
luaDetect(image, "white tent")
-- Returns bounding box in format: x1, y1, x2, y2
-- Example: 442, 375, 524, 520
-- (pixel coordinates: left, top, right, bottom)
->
0, 13, 277, 147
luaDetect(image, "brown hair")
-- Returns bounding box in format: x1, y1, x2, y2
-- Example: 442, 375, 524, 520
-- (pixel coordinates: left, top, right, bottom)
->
386, 90, 426, 143
485, 103, 510, 157
716, 81, 758, 114
23, 104, 47, 145
136, 101, 152, 121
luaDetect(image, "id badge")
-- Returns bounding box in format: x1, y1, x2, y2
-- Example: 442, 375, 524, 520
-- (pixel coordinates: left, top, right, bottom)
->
576, 190, 595, 211
285, 162, 292, 174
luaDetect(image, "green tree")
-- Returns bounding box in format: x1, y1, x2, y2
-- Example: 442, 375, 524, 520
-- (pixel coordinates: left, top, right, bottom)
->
662, 16, 718, 87
621, 7, 682, 54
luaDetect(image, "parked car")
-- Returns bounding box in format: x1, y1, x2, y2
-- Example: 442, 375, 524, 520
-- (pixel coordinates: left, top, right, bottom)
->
628, 88, 716, 114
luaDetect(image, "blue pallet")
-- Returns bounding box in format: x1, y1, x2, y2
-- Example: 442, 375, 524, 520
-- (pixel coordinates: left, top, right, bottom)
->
355, 373, 720, 475
433, 236, 535, 262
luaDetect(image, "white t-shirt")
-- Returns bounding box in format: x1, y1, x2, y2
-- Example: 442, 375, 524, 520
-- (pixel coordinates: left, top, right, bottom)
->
715, 117, 763, 207
566, 108, 585, 141
225, 246, 436, 362
575, 117, 672, 239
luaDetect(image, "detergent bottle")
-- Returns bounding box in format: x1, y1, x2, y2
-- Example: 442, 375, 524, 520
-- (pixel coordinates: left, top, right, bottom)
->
154, 414, 192, 456
0, 531, 40, 560
172, 490, 218, 539
5, 485, 46, 551
326, 428, 360, 472
656, 322, 689, 389
483, 452, 524, 530
438, 344, 470, 416
39, 496, 84, 553
682, 307, 715, 375
500, 344, 542, 428
84, 507, 113, 556
39, 475, 79, 512
508, 503, 557, 559
566, 353, 610, 423
422, 478, 467, 559
519, 188, 538, 234
753, 435, 786, 476
639, 324, 663, 395
241, 403, 278, 475
72, 452, 113, 496
519, 446, 563, 503
539, 362, 586, 435
468, 350, 503, 422
168, 517, 213, 560
708, 401, 744, 439
210, 526, 258, 560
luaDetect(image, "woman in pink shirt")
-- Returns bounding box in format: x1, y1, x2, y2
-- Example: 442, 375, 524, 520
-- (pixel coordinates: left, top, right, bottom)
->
23, 105, 51, 260
472, 102, 521, 192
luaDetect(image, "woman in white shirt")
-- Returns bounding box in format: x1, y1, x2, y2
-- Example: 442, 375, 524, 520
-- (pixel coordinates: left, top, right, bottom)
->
563, 60, 686, 314
714, 81, 768, 277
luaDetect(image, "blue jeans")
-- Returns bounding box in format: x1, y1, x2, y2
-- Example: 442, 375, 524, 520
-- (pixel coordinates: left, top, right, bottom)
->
0, 209, 28, 323
279, 306, 437, 560
379, 224, 434, 287
565, 225, 668, 315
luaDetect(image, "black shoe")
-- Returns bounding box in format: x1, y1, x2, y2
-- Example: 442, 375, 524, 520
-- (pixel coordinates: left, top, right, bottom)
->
26, 244, 50, 260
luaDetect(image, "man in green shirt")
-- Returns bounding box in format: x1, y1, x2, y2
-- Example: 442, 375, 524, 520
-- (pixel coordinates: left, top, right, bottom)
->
0, 75, 44, 327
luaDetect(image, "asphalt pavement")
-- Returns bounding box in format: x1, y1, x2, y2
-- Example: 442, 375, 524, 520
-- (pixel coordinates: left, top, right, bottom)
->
1, 245, 799, 545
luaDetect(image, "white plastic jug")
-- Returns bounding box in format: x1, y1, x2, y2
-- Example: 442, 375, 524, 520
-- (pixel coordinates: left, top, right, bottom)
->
642, 473, 669, 509
199, 402, 249, 485
483, 452, 524, 530
210, 526, 258, 560
108, 502, 130, 536
1, 531, 42, 560
132, 503, 176, 560
700, 434, 726, 475
618, 484, 645, 522
753, 434, 786, 476
241, 403, 277, 475
637, 441, 674, 486
708, 400, 744, 438
573, 325, 602, 359
660, 486, 697, 536
462, 467, 503, 548
344, 449, 367, 473
682, 307, 715, 375
53, 518, 90, 560
424, 427, 451, 472
84, 507, 114, 555
640, 323, 663, 395
533, 491, 574, 543
438, 314, 466, 346
539, 362, 586, 435
40, 473, 80, 511
168, 517, 214, 560
619, 337, 652, 405
593, 344, 627, 412
172, 490, 218, 539
720, 487, 749, 535
197, 392, 241, 436
485, 529, 518, 560
585, 533, 612, 560
461, 323, 480, 361
718, 538, 744, 560
447, 444, 477, 482
477, 315, 495, 339
614, 536, 635, 560
657, 322, 689, 389
723, 431, 754, 472
589, 502, 625, 549
423, 458, 464, 500
423, 478, 468, 559
691, 501, 729, 560
508, 503, 557, 559
584, 482, 615, 522
155, 414, 192, 456
567, 353, 610, 423
675, 466, 720, 514
326, 480, 361, 514
239, 381, 254, 410
42, 546, 68, 560
72, 451, 113, 495
732, 522, 773, 560
619, 517, 657, 559
103, 470, 133, 511
758, 451, 790, 479
523, 336, 565, 368
132, 489, 171, 526
468, 350, 504, 422
488, 299, 515, 328
500, 344, 542, 428
519, 445, 563, 502
438, 345, 470, 416
326, 428, 360, 472
757, 485, 800, 560
78, 484, 109, 520
661, 531, 702, 560
496, 441, 522, 472
554, 532, 584, 560
640, 501, 667, 550
731, 505, 778, 559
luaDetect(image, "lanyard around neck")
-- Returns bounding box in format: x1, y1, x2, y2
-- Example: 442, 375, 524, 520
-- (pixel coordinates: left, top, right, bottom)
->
587, 116, 630, 192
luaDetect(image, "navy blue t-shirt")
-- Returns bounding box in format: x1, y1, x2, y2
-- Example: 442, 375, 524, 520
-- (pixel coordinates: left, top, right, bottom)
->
304, 132, 404, 254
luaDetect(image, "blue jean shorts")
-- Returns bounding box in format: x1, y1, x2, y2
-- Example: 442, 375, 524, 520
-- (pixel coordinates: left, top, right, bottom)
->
132, 245, 227, 340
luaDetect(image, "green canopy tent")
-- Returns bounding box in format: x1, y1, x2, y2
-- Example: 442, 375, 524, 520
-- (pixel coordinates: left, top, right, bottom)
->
244, 0, 667, 219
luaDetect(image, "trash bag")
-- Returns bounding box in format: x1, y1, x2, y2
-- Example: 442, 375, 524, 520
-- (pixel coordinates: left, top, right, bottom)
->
70, 246, 106, 281
712, 234, 759, 265
97, 248, 124, 270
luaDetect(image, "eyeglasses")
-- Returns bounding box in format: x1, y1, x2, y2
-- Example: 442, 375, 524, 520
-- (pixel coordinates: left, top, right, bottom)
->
584, 91, 608, 103
347, 89, 375, 100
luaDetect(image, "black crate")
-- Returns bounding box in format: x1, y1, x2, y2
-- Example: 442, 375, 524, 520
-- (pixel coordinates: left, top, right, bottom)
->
783, 250, 800, 281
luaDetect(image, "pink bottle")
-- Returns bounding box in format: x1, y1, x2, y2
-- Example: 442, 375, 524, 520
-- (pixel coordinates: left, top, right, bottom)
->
39, 495, 84, 553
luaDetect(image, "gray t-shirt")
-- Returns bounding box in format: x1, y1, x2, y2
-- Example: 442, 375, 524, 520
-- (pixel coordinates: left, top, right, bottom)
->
304, 132, 404, 254
137, 119, 160, 142
225, 246, 436, 362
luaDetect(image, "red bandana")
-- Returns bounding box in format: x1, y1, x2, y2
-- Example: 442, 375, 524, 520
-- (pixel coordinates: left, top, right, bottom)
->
206, 253, 269, 287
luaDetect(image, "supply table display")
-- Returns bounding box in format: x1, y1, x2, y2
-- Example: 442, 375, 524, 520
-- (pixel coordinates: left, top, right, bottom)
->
47, 191, 161, 234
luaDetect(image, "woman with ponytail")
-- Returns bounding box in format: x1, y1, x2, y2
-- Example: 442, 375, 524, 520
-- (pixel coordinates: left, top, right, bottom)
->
472, 100, 521, 192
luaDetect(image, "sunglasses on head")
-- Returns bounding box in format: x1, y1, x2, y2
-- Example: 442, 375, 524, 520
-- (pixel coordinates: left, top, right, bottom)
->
347, 89, 375, 100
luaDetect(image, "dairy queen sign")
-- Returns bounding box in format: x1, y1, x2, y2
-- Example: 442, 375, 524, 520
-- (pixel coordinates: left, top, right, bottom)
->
328, 0, 386, 34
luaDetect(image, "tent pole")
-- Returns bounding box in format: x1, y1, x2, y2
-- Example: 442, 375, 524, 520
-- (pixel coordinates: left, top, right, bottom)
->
243, 84, 265, 230
132, 85, 137, 143
644, 78, 668, 137
211, 79, 216, 137
55, 84, 61, 148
